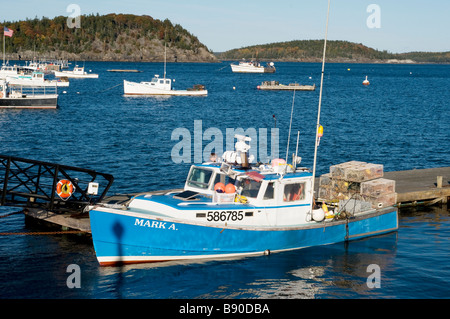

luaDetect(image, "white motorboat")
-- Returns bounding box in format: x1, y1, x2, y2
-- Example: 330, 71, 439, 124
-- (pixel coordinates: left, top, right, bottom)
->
0, 64, 29, 79
7, 71, 69, 87
53, 65, 98, 78
123, 40, 207, 96
123, 75, 207, 96
230, 59, 276, 73
0, 79, 58, 109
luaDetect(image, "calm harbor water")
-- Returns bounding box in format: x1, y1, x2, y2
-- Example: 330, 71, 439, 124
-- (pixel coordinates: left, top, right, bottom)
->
0, 61, 449, 299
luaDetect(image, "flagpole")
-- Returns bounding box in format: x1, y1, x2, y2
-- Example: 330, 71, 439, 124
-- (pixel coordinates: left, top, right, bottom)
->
310, 0, 331, 212
3, 31, 5, 66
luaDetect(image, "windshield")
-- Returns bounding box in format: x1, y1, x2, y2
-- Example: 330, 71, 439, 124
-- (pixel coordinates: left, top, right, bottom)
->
186, 167, 213, 189
240, 178, 261, 198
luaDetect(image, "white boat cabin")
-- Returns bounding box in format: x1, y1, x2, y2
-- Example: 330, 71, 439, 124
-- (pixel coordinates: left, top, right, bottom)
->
184, 162, 312, 206
140, 75, 172, 91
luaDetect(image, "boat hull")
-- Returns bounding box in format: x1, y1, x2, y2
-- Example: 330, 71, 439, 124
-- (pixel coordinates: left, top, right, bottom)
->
89, 206, 398, 266
53, 71, 98, 78
0, 95, 58, 109
123, 80, 207, 96
231, 64, 265, 73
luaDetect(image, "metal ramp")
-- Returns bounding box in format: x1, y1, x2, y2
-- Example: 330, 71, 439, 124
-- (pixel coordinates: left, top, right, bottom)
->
0, 155, 114, 214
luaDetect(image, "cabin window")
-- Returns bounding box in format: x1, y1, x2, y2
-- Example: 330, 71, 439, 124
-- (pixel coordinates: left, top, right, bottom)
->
187, 167, 213, 189
213, 173, 236, 187
283, 182, 306, 202
166, 80, 170, 84
160, 80, 164, 84
241, 179, 261, 198
263, 182, 274, 200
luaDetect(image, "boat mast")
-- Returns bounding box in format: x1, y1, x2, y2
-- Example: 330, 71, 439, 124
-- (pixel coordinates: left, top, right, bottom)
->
164, 32, 167, 80
311, 0, 331, 210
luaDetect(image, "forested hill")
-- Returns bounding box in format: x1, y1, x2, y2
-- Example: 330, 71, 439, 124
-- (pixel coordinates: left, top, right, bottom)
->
217, 40, 450, 63
0, 14, 218, 62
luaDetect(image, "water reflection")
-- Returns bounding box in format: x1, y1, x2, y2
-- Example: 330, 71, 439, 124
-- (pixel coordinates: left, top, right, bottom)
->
94, 231, 398, 299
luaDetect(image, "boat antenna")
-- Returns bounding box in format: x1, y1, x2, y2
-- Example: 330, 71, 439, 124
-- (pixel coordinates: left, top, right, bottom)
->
311, 0, 331, 210
285, 89, 296, 163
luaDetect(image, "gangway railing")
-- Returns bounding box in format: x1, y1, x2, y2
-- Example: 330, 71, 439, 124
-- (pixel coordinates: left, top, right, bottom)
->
0, 155, 114, 213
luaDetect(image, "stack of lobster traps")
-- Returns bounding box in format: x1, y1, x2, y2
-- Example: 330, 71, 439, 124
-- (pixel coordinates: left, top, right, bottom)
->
318, 161, 397, 213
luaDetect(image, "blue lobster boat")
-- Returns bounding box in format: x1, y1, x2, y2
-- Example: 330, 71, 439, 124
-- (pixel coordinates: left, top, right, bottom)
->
89, 2, 397, 266
89, 136, 398, 266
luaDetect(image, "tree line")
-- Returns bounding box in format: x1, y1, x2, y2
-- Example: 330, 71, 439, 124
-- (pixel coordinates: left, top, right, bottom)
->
217, 40, 450, 63
0, 13, 210, 56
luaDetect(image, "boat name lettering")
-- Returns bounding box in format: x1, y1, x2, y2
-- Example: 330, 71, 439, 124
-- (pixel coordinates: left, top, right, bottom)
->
134, 218, 176, 230
206, 210, 247, 222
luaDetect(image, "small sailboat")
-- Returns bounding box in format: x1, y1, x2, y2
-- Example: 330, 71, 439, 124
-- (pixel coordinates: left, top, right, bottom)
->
363, 75, 370, 85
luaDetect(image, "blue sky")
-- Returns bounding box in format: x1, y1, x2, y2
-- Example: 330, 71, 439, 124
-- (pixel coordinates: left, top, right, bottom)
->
1, 0, 449, 53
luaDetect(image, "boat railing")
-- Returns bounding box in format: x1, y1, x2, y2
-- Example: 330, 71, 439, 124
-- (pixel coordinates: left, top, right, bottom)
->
8, 83, 58, 96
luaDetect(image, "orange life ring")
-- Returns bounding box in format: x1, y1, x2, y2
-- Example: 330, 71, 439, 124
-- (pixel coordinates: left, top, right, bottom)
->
56, 179, 74, 199
0, 92, 3, 98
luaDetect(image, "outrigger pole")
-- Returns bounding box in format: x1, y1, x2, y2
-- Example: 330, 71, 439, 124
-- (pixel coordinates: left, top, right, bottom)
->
311, 0, 331, 210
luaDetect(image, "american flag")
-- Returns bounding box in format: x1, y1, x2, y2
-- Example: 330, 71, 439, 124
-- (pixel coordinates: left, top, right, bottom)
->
4, 27, 14, 37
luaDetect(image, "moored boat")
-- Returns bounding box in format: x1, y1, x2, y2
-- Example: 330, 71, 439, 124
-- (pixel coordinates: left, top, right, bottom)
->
0, 79, 58, 109
123, 75, 207, 96
230, 59, 276, 73
89, 135, 398, 266
53, 65, 98, 78
89, 0, 397, 266
7, 71, 69, 87
257, 81, 316, 91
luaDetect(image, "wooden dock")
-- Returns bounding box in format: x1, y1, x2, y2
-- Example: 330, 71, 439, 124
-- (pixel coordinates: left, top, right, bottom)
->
17, 167, 450, 233
384, 167, 450, 206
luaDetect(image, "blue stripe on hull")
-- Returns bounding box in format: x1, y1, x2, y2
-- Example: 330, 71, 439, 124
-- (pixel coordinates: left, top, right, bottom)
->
89, 208, 398, 265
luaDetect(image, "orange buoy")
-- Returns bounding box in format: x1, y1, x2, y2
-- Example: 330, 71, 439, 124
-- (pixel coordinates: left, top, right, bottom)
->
214, 182, 225, 193
225, 183, 236, 194
56, 179, 74, 199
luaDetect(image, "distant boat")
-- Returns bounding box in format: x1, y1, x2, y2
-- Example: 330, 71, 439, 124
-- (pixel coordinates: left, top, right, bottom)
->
0, 79, 58, 109
363, 75, 370, 85
257, 81, 315, 91
53, 65, 98, 79
123, 75, 208, 96
0, 64, 30, 79
123, 41, 207, 96
7, 71, 69, 87
230, 59, 276, 73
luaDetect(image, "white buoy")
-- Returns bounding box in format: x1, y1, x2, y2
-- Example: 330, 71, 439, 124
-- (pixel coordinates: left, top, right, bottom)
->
363, 75, 370, 85
312, 208, 325, 222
